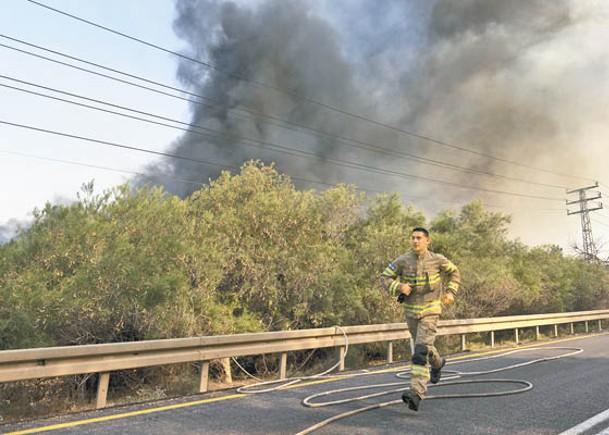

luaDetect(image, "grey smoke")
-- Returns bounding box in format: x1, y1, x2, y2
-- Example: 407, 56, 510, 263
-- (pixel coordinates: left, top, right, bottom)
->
136, 0, 609, 241
0, 218, 28, 244
0, 226, 12, 244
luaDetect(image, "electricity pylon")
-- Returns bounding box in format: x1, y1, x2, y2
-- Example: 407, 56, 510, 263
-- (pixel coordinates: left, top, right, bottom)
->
567, 182, 603, 262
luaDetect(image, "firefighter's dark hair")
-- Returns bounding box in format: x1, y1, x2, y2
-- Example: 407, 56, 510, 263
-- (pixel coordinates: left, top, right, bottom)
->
411, 227, 430, 237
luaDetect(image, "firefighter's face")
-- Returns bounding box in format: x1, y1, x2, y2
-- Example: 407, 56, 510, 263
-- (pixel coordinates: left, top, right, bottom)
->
410, 231, 430, 254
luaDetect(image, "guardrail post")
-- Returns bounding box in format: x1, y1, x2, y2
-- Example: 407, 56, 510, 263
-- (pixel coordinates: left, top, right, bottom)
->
387, 341, 394, 364
490, 331, 495, 348
554, 324, 559, 337
599, 320, 603, 331
514, 328, 519, 345
535, 326, 540, 340
460, 334, 466, 352
279, 352, 288, 380
338, 346, 346, 371
199, 361, 210, 393
585, 321, 589, 333
570, 323, 574, 335
96, 372, 110, 409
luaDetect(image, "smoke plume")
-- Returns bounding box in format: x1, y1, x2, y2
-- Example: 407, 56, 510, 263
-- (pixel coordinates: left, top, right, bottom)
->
137, 0, 609, 247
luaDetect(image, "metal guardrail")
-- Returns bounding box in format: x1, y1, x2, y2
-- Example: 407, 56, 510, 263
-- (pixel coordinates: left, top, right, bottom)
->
1, 309, 608, 408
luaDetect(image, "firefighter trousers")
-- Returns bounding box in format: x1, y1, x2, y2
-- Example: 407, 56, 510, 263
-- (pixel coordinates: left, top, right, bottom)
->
405, 314, 443, 399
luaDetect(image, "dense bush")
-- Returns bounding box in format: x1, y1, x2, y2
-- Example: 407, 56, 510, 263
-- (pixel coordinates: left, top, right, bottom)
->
2, 161, 608, 352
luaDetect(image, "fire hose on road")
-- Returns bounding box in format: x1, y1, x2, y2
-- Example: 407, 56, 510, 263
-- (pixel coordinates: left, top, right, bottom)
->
235, 327, 583, 434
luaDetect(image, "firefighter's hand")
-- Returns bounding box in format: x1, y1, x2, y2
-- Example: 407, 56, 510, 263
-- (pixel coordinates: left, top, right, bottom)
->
398, 283, 412, 296
442, 293, 455, 305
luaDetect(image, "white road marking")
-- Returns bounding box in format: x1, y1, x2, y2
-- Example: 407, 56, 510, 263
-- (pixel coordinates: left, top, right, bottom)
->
594, 425, 609, 435
559, 408, 609, 435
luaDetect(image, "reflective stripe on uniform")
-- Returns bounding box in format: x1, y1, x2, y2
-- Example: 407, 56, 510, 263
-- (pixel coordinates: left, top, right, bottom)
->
382, 263, 398, 278
403, 300, 442, 315
389, 280, 401, 296
443, 261, 457, 273
446, 281, 459, 293
401, 272, 441, 286
410, 364, 430, 379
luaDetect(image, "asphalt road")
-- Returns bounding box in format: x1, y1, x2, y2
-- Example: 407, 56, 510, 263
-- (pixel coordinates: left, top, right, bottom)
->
2, 332, 609, 435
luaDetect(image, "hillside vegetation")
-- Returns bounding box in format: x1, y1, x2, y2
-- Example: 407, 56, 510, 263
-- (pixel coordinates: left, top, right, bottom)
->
2, 161, 608, 352
2, 161, 609, 421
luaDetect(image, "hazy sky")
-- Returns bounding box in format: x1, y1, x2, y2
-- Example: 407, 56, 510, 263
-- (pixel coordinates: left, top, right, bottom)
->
1, 0, 186, 230
2, 0, 609, 257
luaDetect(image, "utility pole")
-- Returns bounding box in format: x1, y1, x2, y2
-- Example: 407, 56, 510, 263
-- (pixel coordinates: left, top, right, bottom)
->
567, 182, 603, 262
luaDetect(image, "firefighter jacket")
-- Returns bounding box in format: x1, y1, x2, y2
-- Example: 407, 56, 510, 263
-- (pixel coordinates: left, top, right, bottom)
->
381, 250, 460, 319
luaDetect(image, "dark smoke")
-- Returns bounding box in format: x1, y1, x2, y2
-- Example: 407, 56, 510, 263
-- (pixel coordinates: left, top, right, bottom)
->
136, 0, 609, 247
138, 0, 373, 197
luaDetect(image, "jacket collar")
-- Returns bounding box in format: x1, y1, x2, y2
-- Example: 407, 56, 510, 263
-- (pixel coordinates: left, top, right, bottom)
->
410, 250, 432, 260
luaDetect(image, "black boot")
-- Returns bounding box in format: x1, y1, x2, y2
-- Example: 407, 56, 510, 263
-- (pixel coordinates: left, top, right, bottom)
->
401, 392, 421, 411
430, 357, 446, 384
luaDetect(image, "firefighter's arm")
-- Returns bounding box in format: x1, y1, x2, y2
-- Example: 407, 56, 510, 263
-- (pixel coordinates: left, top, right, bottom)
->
439, 257, 460, 304
381, 262, 412, 297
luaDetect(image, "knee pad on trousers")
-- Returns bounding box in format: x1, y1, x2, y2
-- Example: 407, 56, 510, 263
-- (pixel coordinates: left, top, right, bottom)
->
412, 344, 429, 366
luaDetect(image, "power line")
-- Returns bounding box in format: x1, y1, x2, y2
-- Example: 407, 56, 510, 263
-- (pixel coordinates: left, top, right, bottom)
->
0, 73, 573, 197
2, 79, 400, 179
0, 37, 572, 190
0, 119, 233, 169
0, 149, 568, 213
0, 150, 428, 200
0, 149, 206, 188
0, 118, 566, 201
0, 119, 447, 197
0, 148, 374, 193
594, 211, 609, 224
0, 134, 390, 194
5, 81, 466, 187
22, 0, 597, 184
591, 218, 609, 230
